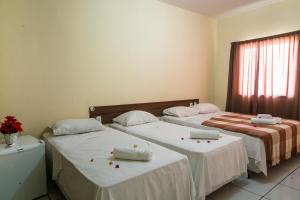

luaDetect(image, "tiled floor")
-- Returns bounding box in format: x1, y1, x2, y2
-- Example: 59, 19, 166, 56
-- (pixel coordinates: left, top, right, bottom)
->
208, 156, 300, 200
36, 178, 66, 200
38, 156, 300, 200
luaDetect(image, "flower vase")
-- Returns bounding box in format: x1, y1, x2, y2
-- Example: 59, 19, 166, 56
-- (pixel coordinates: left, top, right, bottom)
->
3, 132, 19, 147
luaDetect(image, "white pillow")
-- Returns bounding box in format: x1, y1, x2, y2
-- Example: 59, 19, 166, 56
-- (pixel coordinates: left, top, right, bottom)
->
52, 118, 105, 136
113, 110, 158, 126
163, 106, 199, 117
192, 103, 220, 114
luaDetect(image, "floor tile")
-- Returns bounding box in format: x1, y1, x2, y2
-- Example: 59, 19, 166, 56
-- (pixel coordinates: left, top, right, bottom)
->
208, 183, 261, 200
35, 195, 50, 200
232, 169, 288, 196
272, 156, 300, 173
281, 173, 300, 191
47, 179, 66, 200
265, 184, 300, 200
292, 166, 300, 176
261, 167, 290, 181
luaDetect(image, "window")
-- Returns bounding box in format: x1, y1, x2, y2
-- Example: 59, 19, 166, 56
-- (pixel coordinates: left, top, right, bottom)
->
238, 35, 299, 98
226, 31, 300, 119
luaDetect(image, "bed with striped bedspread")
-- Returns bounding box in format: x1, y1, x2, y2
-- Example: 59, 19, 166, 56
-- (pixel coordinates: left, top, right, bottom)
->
202, 114, 300, 167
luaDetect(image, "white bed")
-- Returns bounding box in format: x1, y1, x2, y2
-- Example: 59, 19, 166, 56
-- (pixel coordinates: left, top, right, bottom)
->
161, 111, 267, 175
43, 127, 195, 200
110, 121, 248, 200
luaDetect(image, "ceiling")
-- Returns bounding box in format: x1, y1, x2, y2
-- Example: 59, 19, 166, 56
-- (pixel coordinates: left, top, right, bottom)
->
159, 0, 269, 16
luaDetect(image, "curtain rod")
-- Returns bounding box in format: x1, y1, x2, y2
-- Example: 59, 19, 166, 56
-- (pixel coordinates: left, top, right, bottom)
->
231, 30, 300, 44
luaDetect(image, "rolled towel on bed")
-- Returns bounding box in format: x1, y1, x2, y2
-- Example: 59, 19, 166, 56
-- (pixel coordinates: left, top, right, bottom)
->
190, 130, 220, 140
274, 117, 282, 124
113, 147, 152, 161
257, 114, 272, 119
251, 117, 282, 125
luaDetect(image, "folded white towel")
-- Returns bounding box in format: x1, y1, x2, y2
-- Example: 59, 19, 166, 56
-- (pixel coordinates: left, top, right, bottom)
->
274, 117, 282, 124
190, 130, 220, 140
251, 117, 282, 125
113, 147, 152, 161
257, 114, 273, 119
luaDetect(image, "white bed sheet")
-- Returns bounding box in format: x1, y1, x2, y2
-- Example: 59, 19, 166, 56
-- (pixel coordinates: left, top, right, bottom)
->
161, 112, 267, 175
43, 127, 195, 200
110, 121, 248, 200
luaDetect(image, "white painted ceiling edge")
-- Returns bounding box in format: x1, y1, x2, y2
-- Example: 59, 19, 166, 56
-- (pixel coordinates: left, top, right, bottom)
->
159, 0, 284, 18
217, 0, 284, 19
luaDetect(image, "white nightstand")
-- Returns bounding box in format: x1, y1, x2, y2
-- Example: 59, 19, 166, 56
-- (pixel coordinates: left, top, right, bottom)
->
0, 135, 47, 200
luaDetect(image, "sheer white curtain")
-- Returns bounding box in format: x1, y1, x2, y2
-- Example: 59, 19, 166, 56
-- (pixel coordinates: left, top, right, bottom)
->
238, 34, 299, 98
226, 31, 300, 119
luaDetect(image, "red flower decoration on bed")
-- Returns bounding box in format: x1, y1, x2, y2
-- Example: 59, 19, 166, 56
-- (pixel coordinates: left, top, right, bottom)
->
0, 116, 23, 134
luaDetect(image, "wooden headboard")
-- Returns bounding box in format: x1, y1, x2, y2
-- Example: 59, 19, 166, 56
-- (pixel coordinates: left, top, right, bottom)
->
89, 99, 199, 124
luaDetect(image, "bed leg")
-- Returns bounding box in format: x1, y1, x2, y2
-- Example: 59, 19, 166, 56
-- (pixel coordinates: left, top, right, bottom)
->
247, 170, 252, 179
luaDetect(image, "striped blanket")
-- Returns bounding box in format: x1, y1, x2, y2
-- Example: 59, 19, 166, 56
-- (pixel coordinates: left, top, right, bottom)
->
202, 114, 300, 167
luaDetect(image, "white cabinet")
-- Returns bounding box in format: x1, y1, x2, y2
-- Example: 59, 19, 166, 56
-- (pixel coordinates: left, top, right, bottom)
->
0, 135, 47, 200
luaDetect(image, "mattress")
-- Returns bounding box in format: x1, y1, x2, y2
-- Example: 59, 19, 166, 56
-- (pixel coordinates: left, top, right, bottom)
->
43, 127, 195, 200
110, 121, 248, 200
161, 112, 267, 175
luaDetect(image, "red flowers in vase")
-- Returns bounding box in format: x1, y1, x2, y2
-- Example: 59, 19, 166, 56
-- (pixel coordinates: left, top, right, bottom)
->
0, 116, 23, 134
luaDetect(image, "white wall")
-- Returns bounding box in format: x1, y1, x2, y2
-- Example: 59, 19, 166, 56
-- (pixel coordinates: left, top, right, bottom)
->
0, 0, 215, 137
